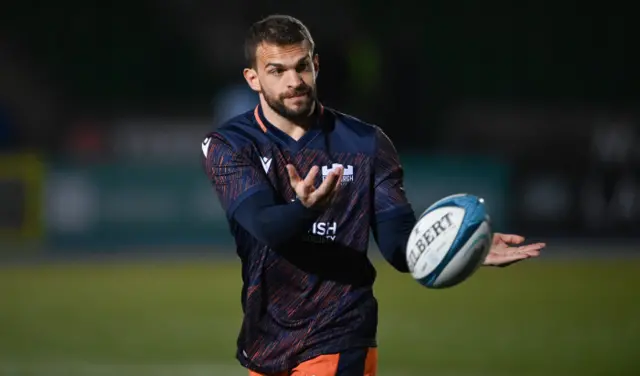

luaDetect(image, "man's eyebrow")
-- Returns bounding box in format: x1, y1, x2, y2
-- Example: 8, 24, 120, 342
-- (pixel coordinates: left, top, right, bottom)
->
264, 57, 309, 69
264, 62, 285, 68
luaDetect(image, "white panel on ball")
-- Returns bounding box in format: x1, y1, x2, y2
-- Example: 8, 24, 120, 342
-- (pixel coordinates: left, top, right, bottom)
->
407, 206, 465, 280
431, 221, 492, 288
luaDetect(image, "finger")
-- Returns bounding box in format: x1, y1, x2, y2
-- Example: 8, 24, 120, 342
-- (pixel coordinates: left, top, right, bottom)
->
314, 166, 342, 197
501, 254, 530, 265
518, 242, 546, 253
314, 170, 339, 197
507, 254, 530, 262
331, 166, 344, 191
496, 233, 526, 245
499, 257, 529, 267
303, 166, 320, 187
519, 248, 542, 258
326, 169, 345, 203
486, 253, 528, 267
286, 165, 301, 186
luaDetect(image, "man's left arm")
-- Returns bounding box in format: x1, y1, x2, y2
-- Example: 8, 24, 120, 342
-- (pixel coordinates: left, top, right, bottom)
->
370, 127, 416, 273
370, 127, 546, 272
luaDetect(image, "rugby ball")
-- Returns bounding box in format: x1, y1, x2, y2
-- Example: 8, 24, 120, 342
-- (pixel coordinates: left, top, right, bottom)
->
406, 194, 492, 289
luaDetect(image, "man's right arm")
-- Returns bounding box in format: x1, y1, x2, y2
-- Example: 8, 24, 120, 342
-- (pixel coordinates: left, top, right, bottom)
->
202, 134, 321, 247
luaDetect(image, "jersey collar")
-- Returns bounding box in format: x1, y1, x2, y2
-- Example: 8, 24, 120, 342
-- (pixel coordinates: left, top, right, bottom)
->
253, 102, 327, 152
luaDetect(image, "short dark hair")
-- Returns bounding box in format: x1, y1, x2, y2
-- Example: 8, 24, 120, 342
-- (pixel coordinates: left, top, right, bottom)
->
244, 15, 315, 68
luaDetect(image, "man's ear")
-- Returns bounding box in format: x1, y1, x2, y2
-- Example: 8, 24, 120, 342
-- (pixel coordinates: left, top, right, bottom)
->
243, 68, 261, 92
313, 54, 319, 79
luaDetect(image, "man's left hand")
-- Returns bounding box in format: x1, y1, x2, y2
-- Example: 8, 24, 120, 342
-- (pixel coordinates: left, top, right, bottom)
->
483, 233, 545, 267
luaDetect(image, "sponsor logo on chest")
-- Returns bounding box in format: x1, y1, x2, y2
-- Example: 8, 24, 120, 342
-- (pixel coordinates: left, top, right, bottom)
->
321, 163, 354, 184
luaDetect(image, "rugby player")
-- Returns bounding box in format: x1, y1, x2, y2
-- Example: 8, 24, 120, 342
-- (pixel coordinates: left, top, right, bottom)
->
202, 14, 545, 376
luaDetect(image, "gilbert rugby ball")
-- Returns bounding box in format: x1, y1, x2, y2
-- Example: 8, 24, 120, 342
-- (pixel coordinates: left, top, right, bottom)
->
406, 194, 492, 289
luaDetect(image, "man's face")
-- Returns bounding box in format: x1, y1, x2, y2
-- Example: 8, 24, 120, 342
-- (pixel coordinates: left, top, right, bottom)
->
244, 41, 318, 120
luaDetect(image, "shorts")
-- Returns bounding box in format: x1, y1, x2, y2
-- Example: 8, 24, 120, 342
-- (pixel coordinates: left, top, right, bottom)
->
249, 347, 377, 376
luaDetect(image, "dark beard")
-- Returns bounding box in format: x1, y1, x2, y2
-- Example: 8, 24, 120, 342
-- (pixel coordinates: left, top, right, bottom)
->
263, 87, 316, 121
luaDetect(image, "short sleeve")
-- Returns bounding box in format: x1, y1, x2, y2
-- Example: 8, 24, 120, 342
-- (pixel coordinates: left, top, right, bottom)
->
202, 133, 271, 217
372, 127, 414, 222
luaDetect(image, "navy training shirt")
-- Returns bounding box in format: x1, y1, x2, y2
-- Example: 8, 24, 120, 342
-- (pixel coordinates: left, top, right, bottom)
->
202, 103, 416, 374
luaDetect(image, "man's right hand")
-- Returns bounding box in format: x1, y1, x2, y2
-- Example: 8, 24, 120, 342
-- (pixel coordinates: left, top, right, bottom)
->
286, 164, 343, 210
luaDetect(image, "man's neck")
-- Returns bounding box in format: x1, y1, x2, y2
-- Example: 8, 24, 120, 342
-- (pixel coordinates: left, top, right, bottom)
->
260, 98, 316, 141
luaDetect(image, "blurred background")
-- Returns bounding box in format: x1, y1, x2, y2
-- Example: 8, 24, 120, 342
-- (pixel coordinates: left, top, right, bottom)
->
1, 1, 639, 375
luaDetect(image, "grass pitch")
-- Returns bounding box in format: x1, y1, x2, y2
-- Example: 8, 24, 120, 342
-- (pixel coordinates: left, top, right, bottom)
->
1, 257, 639, 375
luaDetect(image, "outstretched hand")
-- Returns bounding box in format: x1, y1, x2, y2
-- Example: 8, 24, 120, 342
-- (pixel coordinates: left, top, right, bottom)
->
286, 164, 343, 210
483, 233, 546, 267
